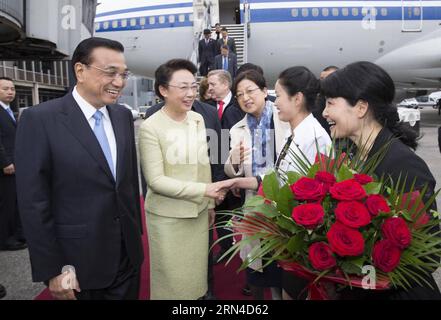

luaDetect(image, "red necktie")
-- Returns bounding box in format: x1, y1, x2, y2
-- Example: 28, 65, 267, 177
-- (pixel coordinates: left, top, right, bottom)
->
218, 101, 224, 120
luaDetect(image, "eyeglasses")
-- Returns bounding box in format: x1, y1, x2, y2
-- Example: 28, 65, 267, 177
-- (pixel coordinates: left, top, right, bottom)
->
235, 87, 261, 100
168, 84, 199, 93
86, 64, 131, 80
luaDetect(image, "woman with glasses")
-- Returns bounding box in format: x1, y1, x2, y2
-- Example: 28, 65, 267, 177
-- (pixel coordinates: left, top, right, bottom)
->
139, 59, 233, 299
224, 70, 290, 300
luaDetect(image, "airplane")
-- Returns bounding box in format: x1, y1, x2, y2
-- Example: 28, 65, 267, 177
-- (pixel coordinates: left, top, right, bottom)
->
94, 0, 441, 91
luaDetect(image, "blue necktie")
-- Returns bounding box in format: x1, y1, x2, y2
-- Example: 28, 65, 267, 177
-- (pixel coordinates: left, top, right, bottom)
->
223, 57, 228, 71
6, 107, 15, 123
92, 111, 115, 179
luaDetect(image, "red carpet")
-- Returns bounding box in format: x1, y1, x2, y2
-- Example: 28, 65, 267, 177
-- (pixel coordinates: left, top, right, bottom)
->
35, 197, 263, 300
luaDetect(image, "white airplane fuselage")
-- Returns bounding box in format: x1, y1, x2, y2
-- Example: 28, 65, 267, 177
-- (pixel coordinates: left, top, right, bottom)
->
95, 1, 441, 89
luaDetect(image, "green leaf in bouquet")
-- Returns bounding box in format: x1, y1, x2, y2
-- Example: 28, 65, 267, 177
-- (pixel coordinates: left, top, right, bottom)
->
243, 195, 265, 208
336, 163, 354, 182
286, 232, 306, 255
276, 184, 295, 217
307, 163, 320, 178
340, 261, 363, 275
263, 171, 279, 202
286, 171, 302, 185
363, 182, 382, 195
252, 203, 280, 218
400, 209, 414, 223
276, 215, 300, 234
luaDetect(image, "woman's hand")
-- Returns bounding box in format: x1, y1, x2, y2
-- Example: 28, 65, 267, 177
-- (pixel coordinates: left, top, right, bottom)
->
230, 141, 250, 170
231, 177, 259, 191
205, 180, 236, 202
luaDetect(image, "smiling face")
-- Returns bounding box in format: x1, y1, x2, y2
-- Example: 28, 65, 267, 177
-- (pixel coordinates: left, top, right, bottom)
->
75, 47, 128, 108
322, 97, 361, 140
159, 69, 196, 113
274, 80, 297, 122
236, 79, 267, 117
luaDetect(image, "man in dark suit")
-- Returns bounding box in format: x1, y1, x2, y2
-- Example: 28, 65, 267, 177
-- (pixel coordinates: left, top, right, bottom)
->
217, 27, 236, 54
214, 45, 238, 79
0, 284, 5, 299
213, 23, 221, 41
198, 29, 217, 76
207, 69, 245, 261
15, 37, 144, 300
0, 77, 26, 251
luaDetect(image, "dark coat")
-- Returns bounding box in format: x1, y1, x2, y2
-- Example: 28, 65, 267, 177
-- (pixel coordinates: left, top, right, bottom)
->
15, 93, 144, 289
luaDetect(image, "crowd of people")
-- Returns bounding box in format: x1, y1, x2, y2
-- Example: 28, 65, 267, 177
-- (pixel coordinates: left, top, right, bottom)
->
0, 34, 440, 300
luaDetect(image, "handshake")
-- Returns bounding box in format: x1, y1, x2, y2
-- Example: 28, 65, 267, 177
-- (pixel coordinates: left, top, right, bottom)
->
204, 177, 259, 203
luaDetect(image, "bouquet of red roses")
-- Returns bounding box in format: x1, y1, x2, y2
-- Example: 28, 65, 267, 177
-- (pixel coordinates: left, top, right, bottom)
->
220, 147, 441, 299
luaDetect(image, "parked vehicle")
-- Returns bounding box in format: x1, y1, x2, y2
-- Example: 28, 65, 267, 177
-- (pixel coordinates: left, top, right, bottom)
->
120, 103, 140, 120
398, 95, 438, 109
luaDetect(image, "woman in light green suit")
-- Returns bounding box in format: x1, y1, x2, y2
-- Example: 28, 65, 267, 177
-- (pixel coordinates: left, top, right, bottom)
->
139, 59, 232, 300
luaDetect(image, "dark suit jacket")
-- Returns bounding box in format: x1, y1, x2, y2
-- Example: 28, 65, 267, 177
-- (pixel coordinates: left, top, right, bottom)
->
214, 53, 237, 79
142, 100, 227, 197
198, 38, 217, 65
0, 106, 16, 170
217, 37, 236, 54
15, 93, 144, 289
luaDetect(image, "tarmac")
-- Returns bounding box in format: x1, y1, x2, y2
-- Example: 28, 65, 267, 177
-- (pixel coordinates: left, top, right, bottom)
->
0, 107, 440, 300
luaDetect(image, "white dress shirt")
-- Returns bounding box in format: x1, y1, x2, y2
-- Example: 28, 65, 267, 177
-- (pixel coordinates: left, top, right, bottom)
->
0, 100, 11, 111
72, 86, 117, 176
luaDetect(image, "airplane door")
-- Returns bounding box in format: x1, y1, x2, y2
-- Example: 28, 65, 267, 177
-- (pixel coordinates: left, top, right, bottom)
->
219, 0, 241, 24
401, 0, 423, 32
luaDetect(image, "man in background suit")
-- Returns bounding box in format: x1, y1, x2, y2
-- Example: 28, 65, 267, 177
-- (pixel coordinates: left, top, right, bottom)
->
217, 27, 236, 54
214, 45, 238, 80
207, 69, 245, 261
15, 37, 144, 300
198, 29, 217, 76
0, 77, 26, 251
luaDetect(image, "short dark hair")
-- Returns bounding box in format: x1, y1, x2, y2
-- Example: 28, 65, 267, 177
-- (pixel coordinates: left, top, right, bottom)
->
278, 66, 320, 112
233, 70, 267, 97
203, 29, 211, 34
215, 23, 220, 27
236, 63, 264, 77
154, 59, 197, 100
71, 37, 124, 76
321, 61, 417, 149
322, 65, 339, 72
0, 77, 14, 83
221, 27, 228, 32
221, 44, 229, 51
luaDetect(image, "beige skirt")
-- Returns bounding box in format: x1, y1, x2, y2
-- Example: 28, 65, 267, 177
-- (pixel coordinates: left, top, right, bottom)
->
147, 209, 208, 300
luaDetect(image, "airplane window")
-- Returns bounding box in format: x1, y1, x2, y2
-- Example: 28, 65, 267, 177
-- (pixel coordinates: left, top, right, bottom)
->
103, 21, 109, 29
302, 8, 309, 17
381, 8, 387, 16
291, 9, 298, 17
352, 8, 359, 16
149, 17, 155, 25
332, 8, 339, 16
342, 8, 349, 16
322, 8, 329, 17
312, 8, 319, 17
159, 16, 165, 24
414, 7, 421, 16
140, 17, 146, 25
179, 14, 185, 22
189, 14, 194, 21
121, 19, 127, 27
130, 18, 137, 27
361, 8, 369, 16
112, 20, 118, 28
372, 8, 378, 16
95, 23, 100, 31
169, 15, 175, 23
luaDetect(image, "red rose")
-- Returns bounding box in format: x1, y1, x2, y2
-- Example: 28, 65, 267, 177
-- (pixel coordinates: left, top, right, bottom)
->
315, 171, 336, 192
372, 239, 402, 272
381, 217, 412, 249
365, 194, 390, 216
292, 203, 325, 229
308, 242, 336, 271
354, 174, 374, 185
290, 177, 326, 202
399, 191, 430, 229
327, 222, 365, 257
335, 201, 371, 228
329, 180, 366, 201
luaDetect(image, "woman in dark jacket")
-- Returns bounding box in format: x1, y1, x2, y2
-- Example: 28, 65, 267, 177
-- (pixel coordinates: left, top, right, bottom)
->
320, 61, 440, 300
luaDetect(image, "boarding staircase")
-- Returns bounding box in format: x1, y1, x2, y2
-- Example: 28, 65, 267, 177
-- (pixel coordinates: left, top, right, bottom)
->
212, 24, 246, 67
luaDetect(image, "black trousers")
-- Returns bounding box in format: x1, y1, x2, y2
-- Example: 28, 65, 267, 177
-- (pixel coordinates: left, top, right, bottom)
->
199, 61, 212, 77
75, 242, 140, 300
0, 174, 23, 247
438, 126, 441, 153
